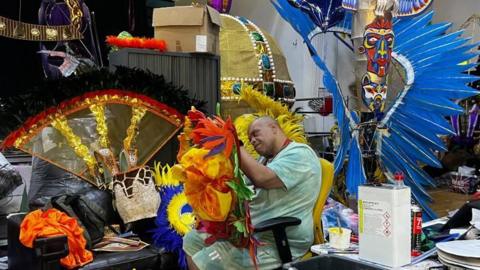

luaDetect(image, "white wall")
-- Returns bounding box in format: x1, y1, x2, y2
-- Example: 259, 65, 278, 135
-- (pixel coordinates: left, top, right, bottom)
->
432, 0, 479, 32
230, 0, 355, 133
230, 0, 479, 132
433, 0, 480, 64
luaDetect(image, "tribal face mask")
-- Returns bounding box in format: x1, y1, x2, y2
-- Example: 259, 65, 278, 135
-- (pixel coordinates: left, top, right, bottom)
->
363, 17, 394, 77
361, 72, 387, 116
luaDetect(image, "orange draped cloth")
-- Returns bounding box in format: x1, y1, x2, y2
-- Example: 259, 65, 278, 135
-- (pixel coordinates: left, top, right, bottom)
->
19, 208, 93, 269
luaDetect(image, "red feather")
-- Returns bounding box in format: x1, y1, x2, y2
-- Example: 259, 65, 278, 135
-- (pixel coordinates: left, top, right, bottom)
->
106, 36, 167, 52
190, 114, 237, 158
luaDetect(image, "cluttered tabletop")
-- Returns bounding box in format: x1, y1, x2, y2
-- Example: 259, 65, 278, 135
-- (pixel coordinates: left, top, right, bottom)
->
304, 200, 480, 270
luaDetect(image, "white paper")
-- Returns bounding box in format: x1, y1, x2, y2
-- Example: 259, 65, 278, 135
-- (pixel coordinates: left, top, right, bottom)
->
458, 165, 476, 176
0, 153, 8, 166
472, 208, 480, 230
449, 228, 469, 235
196, 35, 207, 52
436, 240, 480, 258
422, 216, 449, 228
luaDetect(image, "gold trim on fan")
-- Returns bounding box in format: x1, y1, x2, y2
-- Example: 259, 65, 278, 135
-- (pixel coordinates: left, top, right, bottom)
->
50, 115, 98, 176
89, 104, 110, 149
124, 107, 148, 157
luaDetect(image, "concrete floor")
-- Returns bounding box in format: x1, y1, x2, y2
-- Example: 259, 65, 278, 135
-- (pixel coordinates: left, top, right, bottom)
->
428, 188, 474, 217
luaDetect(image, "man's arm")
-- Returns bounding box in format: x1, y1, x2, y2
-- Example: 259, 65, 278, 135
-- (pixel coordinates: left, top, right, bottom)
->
239, 146, 285, 189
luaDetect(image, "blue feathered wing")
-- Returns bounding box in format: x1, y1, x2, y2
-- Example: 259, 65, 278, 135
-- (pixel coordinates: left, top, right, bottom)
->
272, 0, 367, 197
272, 0, 478, 220
377, 12, 479, 219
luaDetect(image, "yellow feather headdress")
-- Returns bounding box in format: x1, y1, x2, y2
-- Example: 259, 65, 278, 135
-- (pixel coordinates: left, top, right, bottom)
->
233, 86, 307, 158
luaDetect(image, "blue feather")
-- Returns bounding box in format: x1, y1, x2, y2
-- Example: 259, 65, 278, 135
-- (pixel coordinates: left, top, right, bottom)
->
379, 11, 478, 219
425, 63, 477, 74
152, 185, 191, 269
389, 126, 443, 167
391, 114, 452, 151
345, 136, 366, 195
403, 96, 465, 115
408, 39, 470, 61
272, 2, 479, 220
398, 30, 464, 55
393, 11, 434, 37
395, 23, 451, 48
379, 137, 436, 189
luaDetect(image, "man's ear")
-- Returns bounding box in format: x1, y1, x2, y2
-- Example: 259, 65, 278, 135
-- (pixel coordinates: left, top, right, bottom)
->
270, 124, 278, 134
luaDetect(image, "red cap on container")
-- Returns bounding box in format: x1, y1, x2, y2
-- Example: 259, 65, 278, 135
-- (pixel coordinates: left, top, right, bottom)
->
394, 172, 404, 181
411, 250, 422, 257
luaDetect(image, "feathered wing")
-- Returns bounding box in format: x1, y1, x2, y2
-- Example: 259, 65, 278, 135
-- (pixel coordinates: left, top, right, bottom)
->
342, 0, 433, 17
394, 0, 433, 17
272, 0, 367, 194
341, 0, 357, 11
273, 1, 479, 220
378, 11, 479, 219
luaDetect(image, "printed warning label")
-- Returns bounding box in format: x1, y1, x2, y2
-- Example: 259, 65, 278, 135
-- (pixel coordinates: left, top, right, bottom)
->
359, 199, 392, 238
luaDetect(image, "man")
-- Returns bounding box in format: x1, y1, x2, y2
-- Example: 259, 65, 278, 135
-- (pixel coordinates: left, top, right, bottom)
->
183, 116, 321, 269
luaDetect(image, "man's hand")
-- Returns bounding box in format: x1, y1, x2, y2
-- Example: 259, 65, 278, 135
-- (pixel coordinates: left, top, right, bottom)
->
238, 146, 285, 189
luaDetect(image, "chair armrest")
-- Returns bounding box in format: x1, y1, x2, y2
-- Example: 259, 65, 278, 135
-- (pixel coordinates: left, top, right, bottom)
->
253, 217, 301, 264
254, 217, 301, 233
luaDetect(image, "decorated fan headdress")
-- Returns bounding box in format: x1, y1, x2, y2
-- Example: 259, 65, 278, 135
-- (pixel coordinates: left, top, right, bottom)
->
273, 0, 479, 219
2, 90, 183, 188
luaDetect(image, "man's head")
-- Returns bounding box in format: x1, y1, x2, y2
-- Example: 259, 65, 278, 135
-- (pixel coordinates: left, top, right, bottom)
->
247, 116, 287, 158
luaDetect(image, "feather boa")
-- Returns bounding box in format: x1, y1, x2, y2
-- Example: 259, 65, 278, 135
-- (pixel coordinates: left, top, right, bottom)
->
106, 36, 167, 52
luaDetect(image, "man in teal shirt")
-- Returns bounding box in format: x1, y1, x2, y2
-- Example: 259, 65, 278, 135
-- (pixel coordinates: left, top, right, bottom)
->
183, 116, 321, 269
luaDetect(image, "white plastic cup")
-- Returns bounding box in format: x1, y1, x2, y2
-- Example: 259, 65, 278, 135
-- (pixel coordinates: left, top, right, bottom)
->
328, 227, 352, 250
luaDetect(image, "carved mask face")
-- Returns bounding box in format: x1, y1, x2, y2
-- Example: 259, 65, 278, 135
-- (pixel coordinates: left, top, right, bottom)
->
362, 73, 387, 115
363, 17, 394, 77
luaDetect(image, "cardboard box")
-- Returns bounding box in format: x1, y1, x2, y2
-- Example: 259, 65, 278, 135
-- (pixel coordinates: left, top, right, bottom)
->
152, 5, 221, 54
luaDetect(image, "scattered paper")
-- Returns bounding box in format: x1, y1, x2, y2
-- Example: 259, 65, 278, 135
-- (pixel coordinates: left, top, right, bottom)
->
472, 208, 480, 230
93, 237, 149, 252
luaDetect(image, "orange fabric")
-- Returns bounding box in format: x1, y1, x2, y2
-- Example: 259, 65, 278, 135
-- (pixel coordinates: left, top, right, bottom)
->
19, 208, 93, 269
